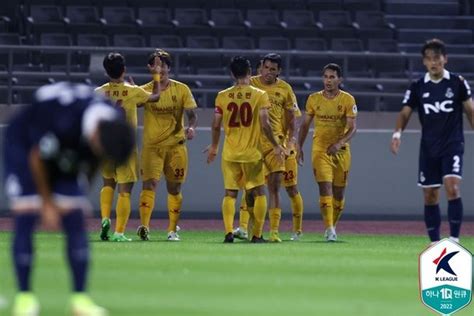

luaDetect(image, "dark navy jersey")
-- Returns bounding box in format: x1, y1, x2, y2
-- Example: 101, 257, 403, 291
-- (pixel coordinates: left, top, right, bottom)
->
402, 70, 471, 157
4, 82, 116, 183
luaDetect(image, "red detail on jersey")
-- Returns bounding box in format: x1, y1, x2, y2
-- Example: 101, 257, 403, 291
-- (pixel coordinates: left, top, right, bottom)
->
215, 106, 223, 114
140, 202, 149, 208
171, 209, 181, 213
433, 248, 447, 265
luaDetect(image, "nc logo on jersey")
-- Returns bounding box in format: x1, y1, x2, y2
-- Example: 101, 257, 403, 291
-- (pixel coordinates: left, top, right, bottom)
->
445, 87, 454, 99
419, 239, 472, 315
423, 100, 454, 114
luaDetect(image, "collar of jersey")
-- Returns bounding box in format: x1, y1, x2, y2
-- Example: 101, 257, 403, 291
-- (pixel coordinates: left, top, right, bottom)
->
424, 69, 450, 83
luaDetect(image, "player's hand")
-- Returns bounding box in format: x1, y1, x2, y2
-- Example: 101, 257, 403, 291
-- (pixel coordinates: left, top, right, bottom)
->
273, 145, 286, 163
127, 76, 136, 85
327, 142, 342, 155
391, 138, 401, 155
296, 145, 304, 166
203, 145, 218, 164
185, 127, 195, 140
42, 200, 60, 231
147, 56, 162, 74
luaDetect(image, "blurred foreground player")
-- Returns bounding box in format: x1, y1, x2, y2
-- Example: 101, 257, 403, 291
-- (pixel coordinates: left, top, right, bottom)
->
391, 39, 474, 243
4, 82, 134, 316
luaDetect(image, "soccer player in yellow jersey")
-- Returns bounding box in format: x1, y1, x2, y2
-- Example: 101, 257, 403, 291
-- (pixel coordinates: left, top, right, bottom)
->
206, 56, 285, 243
137, 49, 197, 241
95, 52, 161, 242
250, 53, 299, 242
298, 63, 357, 242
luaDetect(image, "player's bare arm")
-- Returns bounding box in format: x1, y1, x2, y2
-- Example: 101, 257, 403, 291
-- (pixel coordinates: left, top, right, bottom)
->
185, 109, 198, 140
463, 98, 474, 129
285, 107, 297, 148
390, 105, 413, 155
146, 56, 162, 103
327, 116, 357, 155
28, 146, 60, 229
260, 107, 285, 161
205, 112, 222, 164
297, 113, 314, 165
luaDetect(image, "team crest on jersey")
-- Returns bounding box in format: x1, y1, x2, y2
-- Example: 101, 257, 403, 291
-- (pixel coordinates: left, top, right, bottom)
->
445, 88, 454, 99
337, 105, 343, 112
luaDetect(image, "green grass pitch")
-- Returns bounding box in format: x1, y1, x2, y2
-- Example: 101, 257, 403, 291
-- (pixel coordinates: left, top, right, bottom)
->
0, 231, 473, 316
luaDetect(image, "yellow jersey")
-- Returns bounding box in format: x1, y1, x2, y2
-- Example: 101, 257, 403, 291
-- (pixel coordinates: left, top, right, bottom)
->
95, 82, 150, 127
141, 79, 197, 147
215, 84, 270, 163
305, 90, 357, 152
250, 76, 298, 151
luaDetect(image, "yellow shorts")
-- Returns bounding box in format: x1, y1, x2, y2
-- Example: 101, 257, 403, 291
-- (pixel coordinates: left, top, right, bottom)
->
141, 142, 188, 183
282, 149, 298, 187
222, 159, 265, 190
101, 149, 138, 183
312, 148, 351, 187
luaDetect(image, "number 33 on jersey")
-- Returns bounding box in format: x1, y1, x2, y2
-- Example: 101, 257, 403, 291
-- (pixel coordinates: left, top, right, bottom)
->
215, 85, 270, 162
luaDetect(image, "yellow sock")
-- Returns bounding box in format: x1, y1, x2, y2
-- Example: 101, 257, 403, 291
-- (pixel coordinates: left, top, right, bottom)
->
290, 193, 304, 233
239, 194, 250, 232
333, 198, 345, 227
167, 193, 183, 232
115, 193, 131, 234
319, 196, 334, 229
268, 208, 281, 232
100, 186, 114, 220
222, 196, 236, 234
253, 195, 267, 237
139, 190, 155, 228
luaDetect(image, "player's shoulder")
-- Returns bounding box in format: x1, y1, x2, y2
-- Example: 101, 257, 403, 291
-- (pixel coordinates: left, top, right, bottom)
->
308, 90, 324, 100
217, 85, 235, 96
340, 90, 356, 101
169, 79, 190, 90
276, 78, 294, 90
448, 71, 467, 84
140, 81, 153, 91
250, 75, 259, 84
95, 83, 109, 91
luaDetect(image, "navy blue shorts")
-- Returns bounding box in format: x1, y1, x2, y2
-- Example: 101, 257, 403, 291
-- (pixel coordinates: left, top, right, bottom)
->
418, 150, 463, 187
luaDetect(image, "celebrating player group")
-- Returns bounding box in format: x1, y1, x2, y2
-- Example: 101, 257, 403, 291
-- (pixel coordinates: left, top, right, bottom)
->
91, 38, 473, 245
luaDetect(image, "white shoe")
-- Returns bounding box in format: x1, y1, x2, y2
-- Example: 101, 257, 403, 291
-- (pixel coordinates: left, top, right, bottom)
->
325, 227, 337, 242
71, 294, 108, 316
449, 236, 460, 244
167, 231, 180, 241
12, 293, 40, 316
290, 231, 303, 241
233, 227, 248, 240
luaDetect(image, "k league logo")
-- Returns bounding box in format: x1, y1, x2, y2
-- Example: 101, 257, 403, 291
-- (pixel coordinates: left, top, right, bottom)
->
419, 239, 472, 315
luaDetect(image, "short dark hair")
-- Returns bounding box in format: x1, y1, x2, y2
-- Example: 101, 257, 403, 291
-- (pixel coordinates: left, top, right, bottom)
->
322, 63, 343, 78
148, 49, 172, 68
421, 38, 446, 57
262, 53, 282, 69
98, 120, 135, 165
230, 56, 251, 78
103, 52, 125, 79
